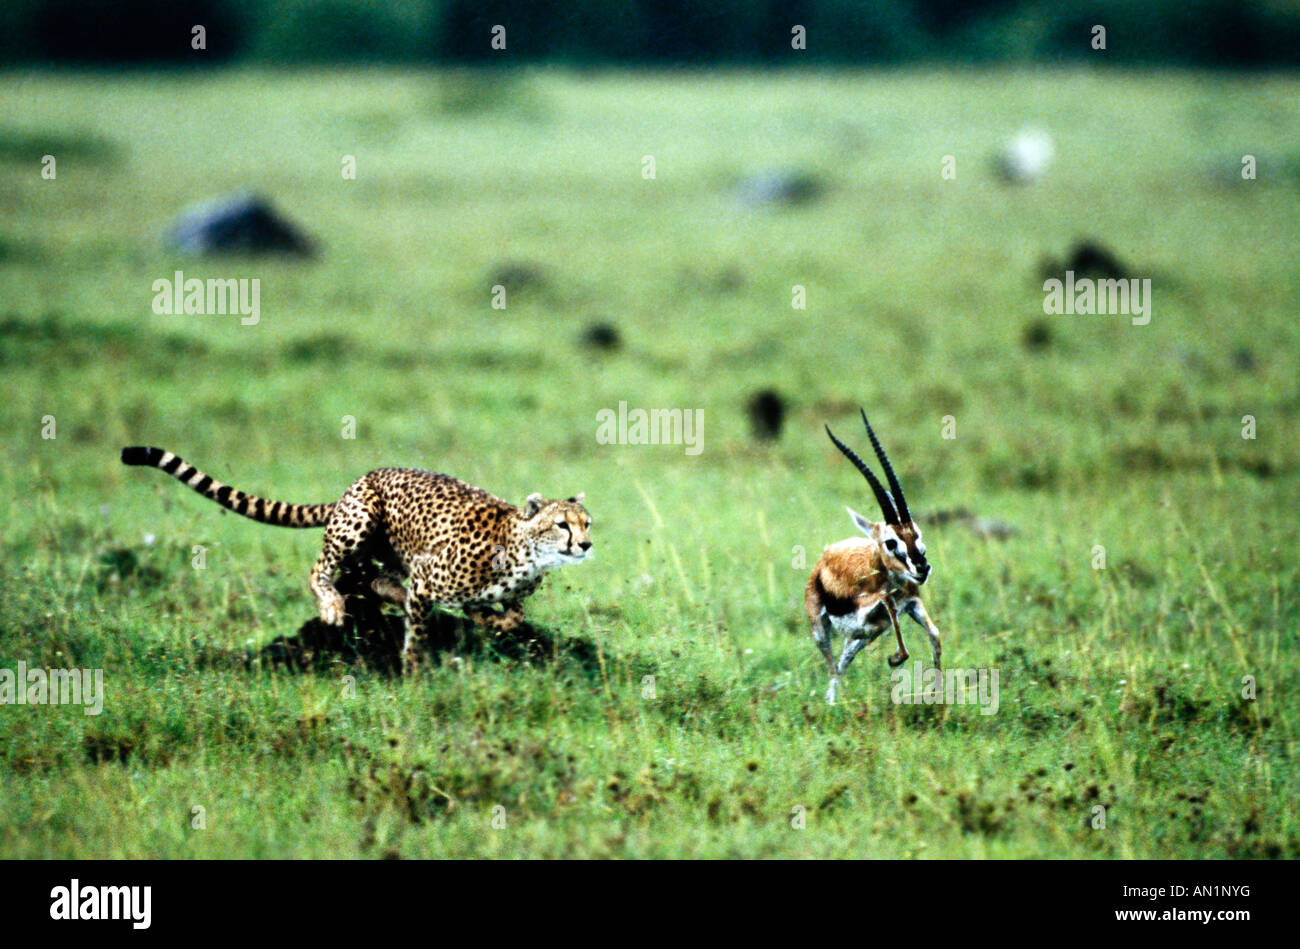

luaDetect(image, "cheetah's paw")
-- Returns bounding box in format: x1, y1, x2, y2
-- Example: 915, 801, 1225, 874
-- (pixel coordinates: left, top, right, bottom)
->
319, 595, 346, 626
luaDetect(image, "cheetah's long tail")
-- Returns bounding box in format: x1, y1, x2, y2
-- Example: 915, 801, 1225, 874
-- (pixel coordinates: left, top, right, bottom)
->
121, 446, 334, 528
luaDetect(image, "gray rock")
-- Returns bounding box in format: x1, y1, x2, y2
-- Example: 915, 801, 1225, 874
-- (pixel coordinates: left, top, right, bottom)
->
927, 507, 1017, 541
736, 170, 823, 208
166, 193, 315, 257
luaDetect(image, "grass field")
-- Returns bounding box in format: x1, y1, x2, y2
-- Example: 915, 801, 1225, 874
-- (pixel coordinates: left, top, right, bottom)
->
1, 67, 1297, 858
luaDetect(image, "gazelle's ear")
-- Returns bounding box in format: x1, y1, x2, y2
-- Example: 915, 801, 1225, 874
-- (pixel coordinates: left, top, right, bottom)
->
567, 492, 585, 505
847, 507, 875, 536
524, 493, 544, 517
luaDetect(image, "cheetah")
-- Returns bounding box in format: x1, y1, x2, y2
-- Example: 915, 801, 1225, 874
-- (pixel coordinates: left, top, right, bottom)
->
120, 447, 592, 672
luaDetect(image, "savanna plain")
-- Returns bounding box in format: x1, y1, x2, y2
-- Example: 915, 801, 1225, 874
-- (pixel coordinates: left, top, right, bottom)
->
0, 68, 1296, 857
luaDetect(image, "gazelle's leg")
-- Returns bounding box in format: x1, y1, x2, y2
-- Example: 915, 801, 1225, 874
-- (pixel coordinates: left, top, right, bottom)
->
903, 599, 942, 671
835, 634, 869, 681
885, 598, 909, 668
821, 618, 846, 704
831, 593, 888, 701
864, 622, 892, 644
806, 580, 840, 701
819, 616, 843, 704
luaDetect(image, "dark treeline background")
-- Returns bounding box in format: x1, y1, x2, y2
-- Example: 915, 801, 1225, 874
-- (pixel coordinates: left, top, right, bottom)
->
3, 0, 1298, 68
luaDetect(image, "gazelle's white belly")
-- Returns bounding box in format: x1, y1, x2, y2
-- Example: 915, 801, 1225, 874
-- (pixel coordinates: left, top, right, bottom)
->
825, 602, 892, 637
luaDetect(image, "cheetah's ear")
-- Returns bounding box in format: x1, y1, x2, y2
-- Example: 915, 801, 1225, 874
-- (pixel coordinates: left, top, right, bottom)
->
568, 492, 585, 505
524, 493, 544, 517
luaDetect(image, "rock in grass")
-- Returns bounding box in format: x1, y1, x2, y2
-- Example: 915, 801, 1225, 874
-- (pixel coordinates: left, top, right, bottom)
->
736, 170, 823, 208
1022, 318, 1053, 352
166, 193, 315, 257
994, 128, 1054, 184
928, 507, 1018, 541
1065, 240, 1129, 279
489, 261, 547, 292
747, 389, 787, 440
1039, 240, 1130, 282
579, 322, 621, 351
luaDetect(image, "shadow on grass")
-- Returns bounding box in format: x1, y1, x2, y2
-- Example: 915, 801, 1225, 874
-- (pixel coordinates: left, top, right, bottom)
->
247, 570, 601, 677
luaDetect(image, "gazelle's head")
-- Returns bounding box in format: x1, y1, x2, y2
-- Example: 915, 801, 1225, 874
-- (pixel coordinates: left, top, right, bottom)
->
827, 410, 931, 586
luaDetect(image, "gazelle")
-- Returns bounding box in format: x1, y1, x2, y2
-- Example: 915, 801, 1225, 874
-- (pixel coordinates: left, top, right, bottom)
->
804, 410, 943, 704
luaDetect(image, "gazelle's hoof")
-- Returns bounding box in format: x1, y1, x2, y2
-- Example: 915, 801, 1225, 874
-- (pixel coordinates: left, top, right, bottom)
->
888, 652, 908, 668
825, 681, 840, 705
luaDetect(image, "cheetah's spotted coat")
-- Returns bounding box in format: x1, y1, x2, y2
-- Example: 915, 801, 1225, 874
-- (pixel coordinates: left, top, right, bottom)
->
120, 447, 592, 671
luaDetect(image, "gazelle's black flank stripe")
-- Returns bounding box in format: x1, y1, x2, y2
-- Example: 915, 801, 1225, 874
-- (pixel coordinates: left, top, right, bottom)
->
120, 446, 334, 528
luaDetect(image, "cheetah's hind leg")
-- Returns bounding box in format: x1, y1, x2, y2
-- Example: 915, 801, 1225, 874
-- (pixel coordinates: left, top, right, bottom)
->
308, 491, 380, 627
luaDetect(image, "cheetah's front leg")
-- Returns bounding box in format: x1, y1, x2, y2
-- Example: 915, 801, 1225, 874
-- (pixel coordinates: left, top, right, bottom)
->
400, 572, 434, 675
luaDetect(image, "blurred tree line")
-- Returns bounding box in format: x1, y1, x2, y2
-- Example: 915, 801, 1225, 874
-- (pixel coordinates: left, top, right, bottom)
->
2, 0, 1298, 67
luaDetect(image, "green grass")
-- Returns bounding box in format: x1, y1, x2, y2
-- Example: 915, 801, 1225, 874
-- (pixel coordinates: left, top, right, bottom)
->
0, 67, 1296, 858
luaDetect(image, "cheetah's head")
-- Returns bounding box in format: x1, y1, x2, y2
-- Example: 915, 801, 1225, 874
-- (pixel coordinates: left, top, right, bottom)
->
523, 492, 592, 566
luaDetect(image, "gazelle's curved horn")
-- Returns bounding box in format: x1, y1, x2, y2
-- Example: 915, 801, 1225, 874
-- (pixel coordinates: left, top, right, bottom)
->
860, 409, 911, 523
825, 424, 898, 524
